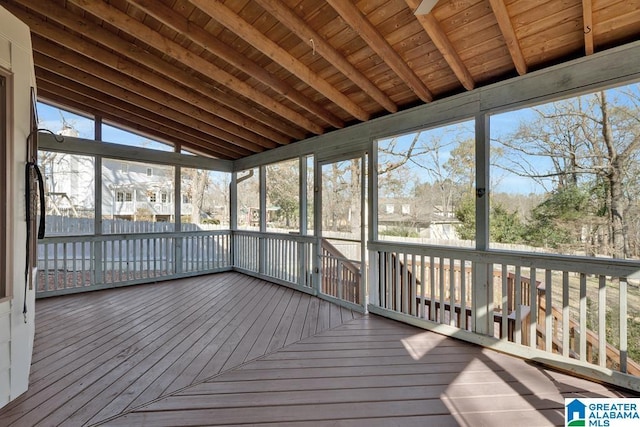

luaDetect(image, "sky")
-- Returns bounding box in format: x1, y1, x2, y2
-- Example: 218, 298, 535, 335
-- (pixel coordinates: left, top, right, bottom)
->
37, 101, 174, 152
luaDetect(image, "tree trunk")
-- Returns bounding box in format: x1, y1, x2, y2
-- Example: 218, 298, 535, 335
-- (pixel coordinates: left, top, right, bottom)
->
600, 91, 627, 258
190, 170, 208, 225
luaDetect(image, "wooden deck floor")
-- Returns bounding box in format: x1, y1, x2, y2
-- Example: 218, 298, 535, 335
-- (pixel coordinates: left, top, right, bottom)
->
0, 272, 632, 426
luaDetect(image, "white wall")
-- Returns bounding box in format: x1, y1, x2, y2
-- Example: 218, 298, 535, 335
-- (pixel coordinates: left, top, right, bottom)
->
0, 5, 36, 409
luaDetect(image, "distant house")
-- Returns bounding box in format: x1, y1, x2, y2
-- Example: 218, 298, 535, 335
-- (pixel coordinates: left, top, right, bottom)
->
41, 126, 193, 222
377, 197, 461, 239
103, 160, 184, 222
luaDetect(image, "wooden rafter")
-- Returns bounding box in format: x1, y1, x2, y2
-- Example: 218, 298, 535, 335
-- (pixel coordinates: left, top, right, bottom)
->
66, 0, 325, 135
36, 84, 239, 160
326, 0, 433, 103
8, 0, 304, 143
254, 0, 397, 113
1, 0, 637, 161
582, 0, 594, 55
406, 0, 475, 91
188, 0, 370, 122
33, 47, 264, 155
6, 4, 279, 154
488, 0, 527, 75
127, 0, 345, 129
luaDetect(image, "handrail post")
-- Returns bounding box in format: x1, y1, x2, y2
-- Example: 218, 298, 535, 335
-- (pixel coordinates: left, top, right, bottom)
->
620, 278, 628, 373
473, 113, 491, 335
230, 172, 237, 268
312, 237, 320, 295
369, 250, 379, 307
94, 156, 103, 286
175, 165, 182, 275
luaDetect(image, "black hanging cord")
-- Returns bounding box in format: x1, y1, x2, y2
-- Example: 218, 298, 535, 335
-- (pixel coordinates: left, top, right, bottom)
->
24, 161, 45, 322
23, 128, 57, 323
29, 128, 64, 144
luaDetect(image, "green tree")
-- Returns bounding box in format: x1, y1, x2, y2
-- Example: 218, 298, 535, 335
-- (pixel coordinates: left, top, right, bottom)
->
524, 185, 590, 249
494, 86, 640, 258
454, 193, 475, 240
454, 193, 525, 243
266, 160, 300, 229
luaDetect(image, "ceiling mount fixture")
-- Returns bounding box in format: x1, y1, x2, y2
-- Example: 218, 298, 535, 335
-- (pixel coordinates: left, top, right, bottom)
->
414, 0, 438, 15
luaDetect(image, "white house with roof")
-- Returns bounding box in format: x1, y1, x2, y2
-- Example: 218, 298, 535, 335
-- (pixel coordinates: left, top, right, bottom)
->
41, 126, 194, 223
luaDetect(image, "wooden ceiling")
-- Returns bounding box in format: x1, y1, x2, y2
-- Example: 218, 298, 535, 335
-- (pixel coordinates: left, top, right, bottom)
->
3, 0, 640, 160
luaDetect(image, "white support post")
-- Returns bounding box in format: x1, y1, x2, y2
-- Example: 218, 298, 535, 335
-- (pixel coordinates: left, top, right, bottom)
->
299, 157, 307, 287
259, 165, 267, 275
93, 156, 103, 285
369, 141, 378, 307
313, 158, 321, 295
230, 171, 238, 268
174, 166, 182, 274
473, 112, 491, 335
360, 152, 367, 309
299, 156, 307, 236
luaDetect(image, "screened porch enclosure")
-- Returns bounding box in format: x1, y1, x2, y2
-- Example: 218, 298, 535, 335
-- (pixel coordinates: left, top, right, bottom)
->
31, 40, 640, 397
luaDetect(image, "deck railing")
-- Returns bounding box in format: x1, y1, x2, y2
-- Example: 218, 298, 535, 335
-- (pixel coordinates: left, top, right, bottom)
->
37, 225, 640, 388
369, 240, 640, 389
232, 230, 314, 293
320, 238, 361, 304
37, 230, 231, 297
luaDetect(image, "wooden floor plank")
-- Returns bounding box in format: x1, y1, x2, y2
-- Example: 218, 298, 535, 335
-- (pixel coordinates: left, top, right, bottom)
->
264, 291, 302, 353
31, 276, 219, 371
130, 278, 280, 399
0, 272, 631, 427
0, 273, 360, 426
30, 277, 259, 426
178, 375, 609, 398
75, 278, 269, 425
32, 281, 181, 357
0, 275, 247, 426
109, 277, 271, 414
243, 288, 295, 361
101, 400, 453, 426
301, 296, 319, 339
283, 293, 311, 346
188, 283, 285, 384
316, 299, 331, 333
29, 274, 243, 387
329, 301, 342, 328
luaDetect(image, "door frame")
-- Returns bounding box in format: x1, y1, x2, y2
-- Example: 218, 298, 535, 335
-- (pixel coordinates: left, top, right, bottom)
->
314, 150, 367, 311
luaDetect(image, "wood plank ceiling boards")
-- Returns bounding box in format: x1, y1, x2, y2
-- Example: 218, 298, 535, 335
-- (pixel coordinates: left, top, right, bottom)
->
2, 0, 640, 159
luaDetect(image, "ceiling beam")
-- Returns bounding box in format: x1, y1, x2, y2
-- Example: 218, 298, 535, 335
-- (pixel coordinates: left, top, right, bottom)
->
33, 47, 267, 155
36, 65, 243, 158
582, 0, 594, 55
36, 84, 240, 160
254, 0, 397, 113
326, 0, 433, 103
7, 0, 304, 143
127, 0, 345, 129
406, 0, 475, 91
188, 0, 370, 122
19, 16, 277, 151
66, 0, 324, 135
488, 0, 527, 75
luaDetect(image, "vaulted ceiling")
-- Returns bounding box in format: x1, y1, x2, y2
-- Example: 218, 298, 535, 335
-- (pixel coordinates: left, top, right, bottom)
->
3, 0, 640, 159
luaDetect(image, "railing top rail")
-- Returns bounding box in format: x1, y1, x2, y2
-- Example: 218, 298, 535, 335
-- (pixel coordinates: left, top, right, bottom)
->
321, 238, 361, 275
369, 240, 640, 278
42, 229, 232, 243
321, 236, 361, 244
233, 230, 316, 243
